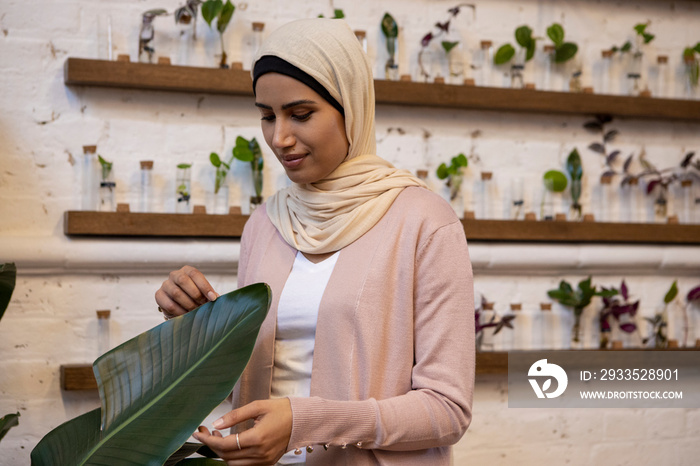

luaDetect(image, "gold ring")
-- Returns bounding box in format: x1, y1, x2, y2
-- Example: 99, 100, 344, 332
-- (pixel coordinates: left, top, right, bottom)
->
236, 433, 241, 450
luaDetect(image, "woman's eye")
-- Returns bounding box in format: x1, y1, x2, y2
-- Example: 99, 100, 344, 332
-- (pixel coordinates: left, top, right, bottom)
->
260, 114, 275, 122
292, 112, 312, 121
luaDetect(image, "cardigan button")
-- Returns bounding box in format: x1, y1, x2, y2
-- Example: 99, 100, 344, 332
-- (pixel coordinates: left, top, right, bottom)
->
356, 441, 363, 449
323, 444, 329, 451
294, 448, 302, 455
306, 446, 314, 453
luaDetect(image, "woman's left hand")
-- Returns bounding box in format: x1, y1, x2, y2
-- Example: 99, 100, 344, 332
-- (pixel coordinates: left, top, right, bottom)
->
193, 398, 293, 465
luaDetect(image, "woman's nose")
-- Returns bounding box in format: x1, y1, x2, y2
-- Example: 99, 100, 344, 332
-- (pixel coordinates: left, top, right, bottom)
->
272, 120, 295, 149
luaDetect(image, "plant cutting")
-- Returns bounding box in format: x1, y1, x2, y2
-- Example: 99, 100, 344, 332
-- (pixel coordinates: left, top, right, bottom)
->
201, 0, 235, 68
610, 22, 655, 56
232, 136, 264, 208
175, 0, 204, 39
598, 280, 640, 349
418, 4, 475, 82
209, 151, 233, 194
381, 13, 399, 80
493, 25, 536, 88
547, 276, 616, 344
541, 169, 567, 220
566, 148, 583, 220
583, 114, 640, 185
98, 155, 115, 211
31, 283, 272, 465
0, 263, 19, 445
436, 153, 468, 201
138, 9, 168, 63
683, 42, 700, 93
318, 8, 345, 18
638, 150, 699, 221
176, 163, 192, 211
643, 281, 679, 348
474, 295, 515, 352
545, 23, 578, 63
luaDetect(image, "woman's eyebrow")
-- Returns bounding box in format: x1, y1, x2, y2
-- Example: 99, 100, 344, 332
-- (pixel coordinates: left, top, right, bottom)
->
254, 99, 318, 111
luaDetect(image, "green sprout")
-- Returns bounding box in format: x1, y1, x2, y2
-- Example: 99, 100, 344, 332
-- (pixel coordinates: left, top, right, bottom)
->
210, 152, 233, 194
233, 136, 264, 200
201, 0, 235, 68
546, 23, 578, 63
610, 22, 655, 56
176, 163, 192, 202
436, 153, 468, 201
566, 148, 583, 219
97, 155, 113, 182
494, 25, 537, 65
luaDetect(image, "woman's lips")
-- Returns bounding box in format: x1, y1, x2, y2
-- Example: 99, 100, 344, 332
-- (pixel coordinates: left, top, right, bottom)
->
280, 153, 306, 169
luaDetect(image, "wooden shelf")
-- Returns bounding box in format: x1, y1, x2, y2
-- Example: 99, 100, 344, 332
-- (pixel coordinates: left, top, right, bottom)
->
64, 58, 700, 121
61, 347, 700, 390
64, 211, 700, 244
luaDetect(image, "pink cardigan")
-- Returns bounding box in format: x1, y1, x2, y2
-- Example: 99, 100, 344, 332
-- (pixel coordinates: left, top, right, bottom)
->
234, 186, 475, 465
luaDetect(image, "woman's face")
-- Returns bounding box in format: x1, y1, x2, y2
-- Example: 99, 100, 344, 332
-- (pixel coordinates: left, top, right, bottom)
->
255, 72, 349, 184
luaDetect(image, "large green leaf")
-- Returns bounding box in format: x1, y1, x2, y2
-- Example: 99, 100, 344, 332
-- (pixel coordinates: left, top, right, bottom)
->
31, 283, 271, 466
0, 412, 20, 442
0, 262, 17, 321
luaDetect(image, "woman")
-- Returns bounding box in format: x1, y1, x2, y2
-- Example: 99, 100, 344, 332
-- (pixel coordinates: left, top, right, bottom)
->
155, 18, 475, 465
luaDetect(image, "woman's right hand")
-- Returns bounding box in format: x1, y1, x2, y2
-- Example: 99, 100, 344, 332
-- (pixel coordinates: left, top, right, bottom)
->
155, 266, 219, 318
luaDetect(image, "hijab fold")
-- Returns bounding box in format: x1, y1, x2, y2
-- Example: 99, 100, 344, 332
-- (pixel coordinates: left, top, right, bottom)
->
252, 19, 425, 254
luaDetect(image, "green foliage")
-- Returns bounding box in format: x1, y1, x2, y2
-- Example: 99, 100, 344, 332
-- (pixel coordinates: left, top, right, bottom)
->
233, 136, 264, 197
381, 13, 398, 39
441, 41, 459, 54
31, 283, 272, 466
494, 25, 536, 65
543, 170, 567, 192
436, 153, 468, 201
547, 23, 578, 63
319, 9, 345, 19
547, 277, 613, 342
566, 148, 583, 216
97, 155, 113, 181
633, 22, 655, 44
494, 44, 515, 65
202, 0, 234, 33
210, 152, 233, 194
0, 412, 19, 443
684, 43, 700, 88
177, 163, 192, 170
664, 280, 678, 304
0, 262, 16, 322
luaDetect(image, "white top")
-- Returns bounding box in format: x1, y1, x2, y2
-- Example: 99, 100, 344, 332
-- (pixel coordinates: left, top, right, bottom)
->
272, 251, 339, 465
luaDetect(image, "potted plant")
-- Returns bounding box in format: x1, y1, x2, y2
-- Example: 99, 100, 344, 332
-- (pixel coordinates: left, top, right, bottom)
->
493, 25, 537, 88
541, 169, 567, 220
201, 0, 235, 68
598, 280, 640, 348
436, 153, 468, 218
381, 13, 400, 81
566, 148, 583, 220
609, 22, 655, 95
97, 155, 115, 212
176, 163, 192, 213
418, 4, 475, 83
547, 276, 616, 347
210, 151, 233, 214
682, 42, 700, 98
232, 136, 264, 212
474, 295, 515, 352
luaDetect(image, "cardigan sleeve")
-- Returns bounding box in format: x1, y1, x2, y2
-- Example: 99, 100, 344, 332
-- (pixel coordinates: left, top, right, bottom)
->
286, 219, 475, 451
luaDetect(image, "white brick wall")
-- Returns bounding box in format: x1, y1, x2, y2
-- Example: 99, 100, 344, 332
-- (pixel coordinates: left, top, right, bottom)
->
1, 0, 699, 464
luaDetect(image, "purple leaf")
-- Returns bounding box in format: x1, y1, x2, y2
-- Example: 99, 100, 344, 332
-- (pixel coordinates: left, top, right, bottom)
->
448, 7, 461, 16
436, 21, 450, 33
604, 130, 619, 143
646, 179, 659, 195
680, 151, 696, 168
602, 170, 616, 178
588, 142, 605, 154
584, 121, 603, 132
623, 154, 633, 172
607, 150, 621, 164
621, 280, 628, 300
596, 114, 613, 125
421, 32, 433, 47
620, 323, 637, 333
687, 285, 700, 302
629, 300, 640, 316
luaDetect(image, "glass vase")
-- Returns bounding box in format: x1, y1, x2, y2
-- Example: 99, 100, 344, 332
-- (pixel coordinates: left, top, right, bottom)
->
448, 46, 465, 85
684, 57, 699, 100
139, 160, 153, 213
176, 165, 192, 214
477, 172, 493, 219
651, 55, 670, 98
252, 22, 265, 56
510, 177, 525, 220
545, 45, 565, 92
626, 52, 643, 96
510, 48, 525, 89
213, 184, 230, 215
354, 30, 367, 54
99, 168, 115, 212
96, 310, 111, 358
537, 303, 555, 350
594, 50, 614, 94
81, 145, 97, 210
476, 40, 493, 87
679, 179, 694, 224
511, 303, 533, 350
385, 36, 399, 81
620, 178, 641, 223
540, 179, 555, 220
595, 174, 613, 222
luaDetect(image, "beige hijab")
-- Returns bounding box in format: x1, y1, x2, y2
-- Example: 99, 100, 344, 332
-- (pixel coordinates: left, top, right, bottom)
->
252, 18, 425, 254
